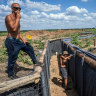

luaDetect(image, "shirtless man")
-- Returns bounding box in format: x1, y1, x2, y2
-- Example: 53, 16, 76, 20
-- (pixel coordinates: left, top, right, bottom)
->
60, 51, 73, 90
5, 3, 37, 79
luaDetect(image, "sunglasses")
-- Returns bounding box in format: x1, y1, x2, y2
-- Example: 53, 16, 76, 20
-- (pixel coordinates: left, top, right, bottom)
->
13, 7, 21, 11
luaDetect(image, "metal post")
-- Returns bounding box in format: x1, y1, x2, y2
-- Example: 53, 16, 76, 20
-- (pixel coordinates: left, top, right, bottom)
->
81, 56, 85, 96
41, 72, 47, 96
45, 54, 50, 96
93, 38, 96, 48
73, 50, 76, 88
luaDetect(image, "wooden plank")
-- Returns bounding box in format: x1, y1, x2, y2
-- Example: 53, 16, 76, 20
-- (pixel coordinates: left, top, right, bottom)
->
38, 42, 48, 64
49, 38, 61, 43
0, 72, 40, 94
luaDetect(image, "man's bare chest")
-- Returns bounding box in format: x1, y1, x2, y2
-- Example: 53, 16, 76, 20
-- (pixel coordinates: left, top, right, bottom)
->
11, 18, 20, 28
10, 15, 17, 24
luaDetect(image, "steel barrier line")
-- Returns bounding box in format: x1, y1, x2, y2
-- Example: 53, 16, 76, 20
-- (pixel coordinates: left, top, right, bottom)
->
47, 47, 51, 78
81, 56, 85, 96
74, 50, 76, 88
41, 72, 48, 96
70, 43, 96, 60
45, 54, 50, 96
73, 47, 96, 60
79, 50, 96, 60
62, 39, 96, 96
64, 41, 96, 60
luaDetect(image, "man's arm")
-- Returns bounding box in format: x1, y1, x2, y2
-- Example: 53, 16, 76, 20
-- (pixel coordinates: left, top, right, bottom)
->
60, 56, 62, 66
19, 34, 28, 44
67, 55, 73, 60
19, 31, 28, 44
60, 56, 64, 66
5, 14, 20, 32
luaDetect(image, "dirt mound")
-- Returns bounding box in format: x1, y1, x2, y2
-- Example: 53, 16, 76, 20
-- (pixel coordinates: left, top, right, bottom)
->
23, 29, 82, 37
0, 29, 82, 48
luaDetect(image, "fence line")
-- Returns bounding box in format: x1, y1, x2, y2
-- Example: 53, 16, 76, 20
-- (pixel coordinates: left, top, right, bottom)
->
62, 40, 96, 96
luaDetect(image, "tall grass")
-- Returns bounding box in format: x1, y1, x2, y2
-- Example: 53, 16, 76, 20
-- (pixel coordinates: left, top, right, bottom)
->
71, 33, 79, 45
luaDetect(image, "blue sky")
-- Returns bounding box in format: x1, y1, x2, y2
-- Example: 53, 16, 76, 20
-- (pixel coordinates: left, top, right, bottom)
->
0, 0, 96, 31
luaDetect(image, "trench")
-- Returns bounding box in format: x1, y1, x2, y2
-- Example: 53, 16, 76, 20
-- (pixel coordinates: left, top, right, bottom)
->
50, 55, 78, 96
0, 38, 96, 96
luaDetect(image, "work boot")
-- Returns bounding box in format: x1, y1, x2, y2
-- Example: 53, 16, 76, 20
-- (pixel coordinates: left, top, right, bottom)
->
8, 74, 19, 80
8, 72, 19, 80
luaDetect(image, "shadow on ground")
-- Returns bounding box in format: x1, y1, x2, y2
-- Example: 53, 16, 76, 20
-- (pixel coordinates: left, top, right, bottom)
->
52, 77, 62, 87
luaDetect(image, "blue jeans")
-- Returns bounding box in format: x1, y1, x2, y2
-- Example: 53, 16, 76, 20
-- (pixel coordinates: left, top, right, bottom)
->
5, 37, 37, 76
61, 67, 68, 79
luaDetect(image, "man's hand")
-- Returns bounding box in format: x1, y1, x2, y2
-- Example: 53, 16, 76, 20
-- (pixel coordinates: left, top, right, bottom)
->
19, 34, 29, 45
69, 54, 73, 57
23, 40, 29, 45
16, 12, 21, 19
67, 54, 73, 59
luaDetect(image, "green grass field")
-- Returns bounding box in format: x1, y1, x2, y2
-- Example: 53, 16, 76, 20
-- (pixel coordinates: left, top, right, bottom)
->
0, 28, 96, 65
0, 30, 30, 36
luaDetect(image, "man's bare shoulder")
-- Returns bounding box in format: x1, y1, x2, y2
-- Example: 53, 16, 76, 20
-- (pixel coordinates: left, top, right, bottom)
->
60, 55, 64, 58
5, 14, 11, 21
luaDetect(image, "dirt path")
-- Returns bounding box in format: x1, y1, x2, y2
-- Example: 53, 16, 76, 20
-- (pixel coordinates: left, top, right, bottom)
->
50, 55, 78, 96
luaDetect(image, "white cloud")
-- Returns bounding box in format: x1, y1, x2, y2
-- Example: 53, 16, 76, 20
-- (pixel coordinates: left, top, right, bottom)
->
83, 14, 87, 16
84, 16, 93, 20
0, 5, 10, 11
21, 12, 29, 18
38, 12, 81, 21
31, 10, 39, 15
48, 13, 65, 19
25, 0, 61, 12
81, 0, 88, 2
88, 13, 96, 20
66, 6, 88, 15
0, 1, 96, 30
41, 12, 48, 17
0, 5, 11, 16
89, 13, 96, 17
7, 0, 24, 7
